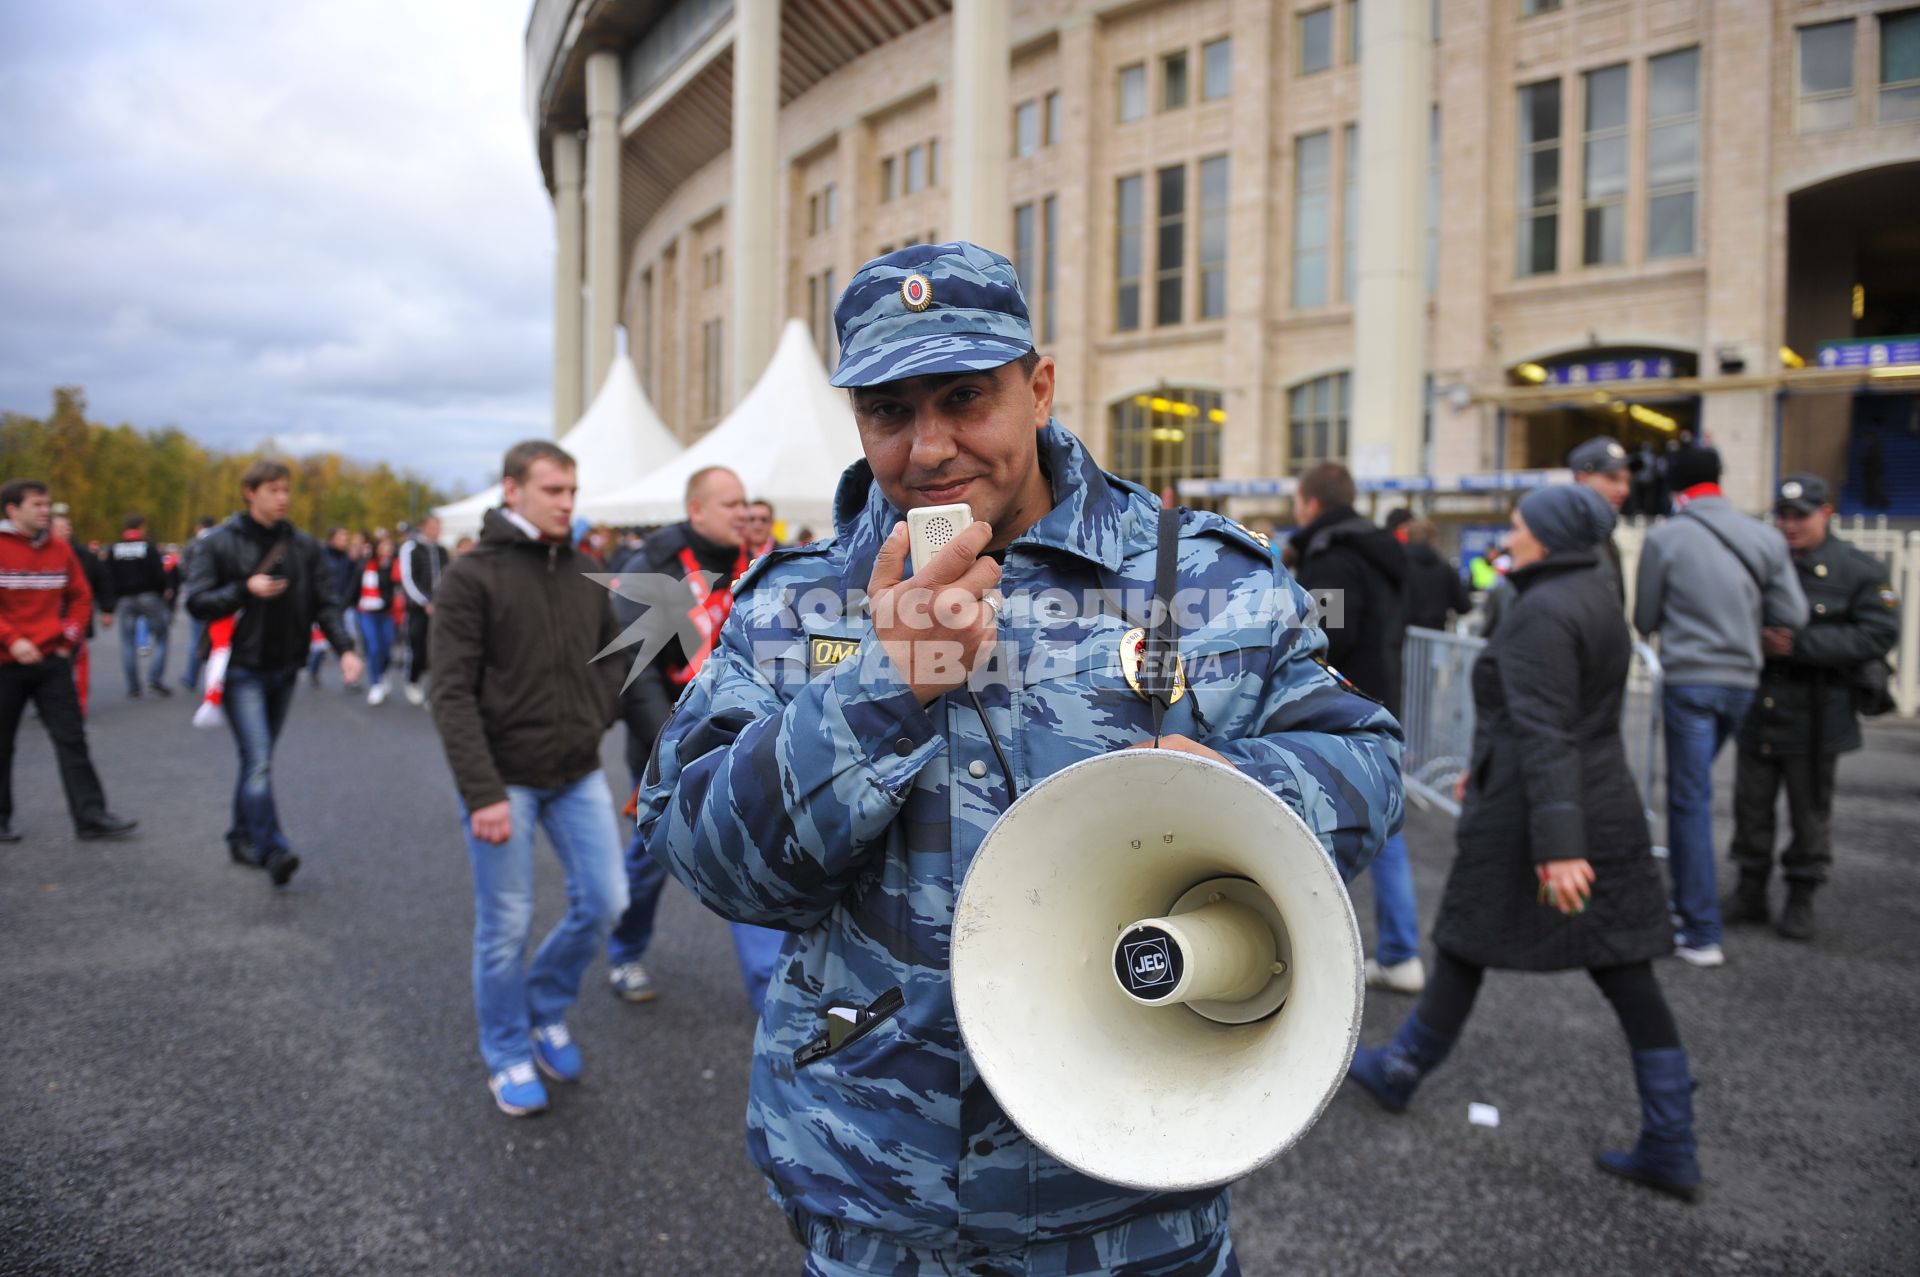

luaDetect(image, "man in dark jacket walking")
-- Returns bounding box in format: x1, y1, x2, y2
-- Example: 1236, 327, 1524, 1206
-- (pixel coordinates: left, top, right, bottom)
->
178, 516, 216, 691
1402, 519, 1471, 632
187, 461, 362, 885
399, 514, 449, 706
1291, 463, 1422, 992
602, 464, 786, 1011
429, 440, 628, 1118
1727, 475, 1899, 941
108, 513, 174, 697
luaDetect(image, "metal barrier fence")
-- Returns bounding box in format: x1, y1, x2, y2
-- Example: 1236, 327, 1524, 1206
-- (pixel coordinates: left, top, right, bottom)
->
1400, 627, 1667, 854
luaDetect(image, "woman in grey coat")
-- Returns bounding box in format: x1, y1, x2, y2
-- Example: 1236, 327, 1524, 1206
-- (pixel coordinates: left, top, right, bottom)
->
1346, 483, 1701, 1201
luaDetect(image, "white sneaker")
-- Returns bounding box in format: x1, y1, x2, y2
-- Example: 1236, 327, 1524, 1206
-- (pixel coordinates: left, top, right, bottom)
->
609, 960, 657, 1003
367, 682, 387, 706
1674, 943, 1725, 968
1365, 956, 1427, 994
403, 682, 426, 707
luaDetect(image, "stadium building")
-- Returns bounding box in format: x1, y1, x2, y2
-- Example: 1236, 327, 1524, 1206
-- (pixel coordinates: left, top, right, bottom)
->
527, 0, 1920, 517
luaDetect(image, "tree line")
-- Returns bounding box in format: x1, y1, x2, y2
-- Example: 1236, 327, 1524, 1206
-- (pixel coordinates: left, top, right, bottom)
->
1, 388, 452, 545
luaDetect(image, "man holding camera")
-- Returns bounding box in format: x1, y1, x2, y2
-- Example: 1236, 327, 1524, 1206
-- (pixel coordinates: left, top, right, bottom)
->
187, 461, 362, 885
637, 243, 1402, 1276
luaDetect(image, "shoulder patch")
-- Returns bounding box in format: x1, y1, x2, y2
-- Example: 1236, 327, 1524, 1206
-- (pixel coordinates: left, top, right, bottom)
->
733, 539, 834, 595
1181, 509, 1275, 559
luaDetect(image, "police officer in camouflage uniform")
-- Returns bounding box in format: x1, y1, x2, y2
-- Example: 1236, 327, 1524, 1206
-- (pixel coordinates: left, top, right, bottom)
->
637, 243, 1403, 1276
1727, 474, 1899, 941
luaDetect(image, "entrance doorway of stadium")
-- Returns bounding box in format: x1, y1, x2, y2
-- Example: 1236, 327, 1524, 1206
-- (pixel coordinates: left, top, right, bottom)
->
1783, 160, 1920, 518
1505, 348, 1698, 516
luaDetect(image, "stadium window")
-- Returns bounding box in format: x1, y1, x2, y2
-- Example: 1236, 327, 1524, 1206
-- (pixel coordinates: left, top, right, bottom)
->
1155, 164, 1186, 326
1198, 155, 1229, 320
1288, 372, 1351, 471
1797, 20, 1856, 133
1581, 63, 1628, 266
1299, 7, 1333, 75
1119, 63, 1147, 122
1162, 50, 1189, 111
1115, 173, 1144, 332
1516, 77, 1562, 276
1291, 130, 1331, 307
1646, 48, 1700, 258
1014, 100, 1039, 156
1880, 9, 1920, 121
1202, 38, 1232, 100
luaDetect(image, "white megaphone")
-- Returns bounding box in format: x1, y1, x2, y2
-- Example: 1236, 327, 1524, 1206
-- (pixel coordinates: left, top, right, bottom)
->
950, 748, 1364, 1192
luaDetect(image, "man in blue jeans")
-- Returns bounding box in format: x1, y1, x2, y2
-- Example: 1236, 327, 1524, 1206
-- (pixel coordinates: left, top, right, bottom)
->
186, 464, 362, 885
429, 440, 628, 1117
1289, 463, 1421, 991
1634, 447, 1806, 967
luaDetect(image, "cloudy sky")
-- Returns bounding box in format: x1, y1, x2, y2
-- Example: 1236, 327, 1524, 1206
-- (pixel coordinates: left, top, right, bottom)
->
0, 1, 555, 493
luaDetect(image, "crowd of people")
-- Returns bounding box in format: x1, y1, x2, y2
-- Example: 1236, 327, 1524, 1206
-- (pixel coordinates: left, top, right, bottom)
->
0, 238, 1905, 1275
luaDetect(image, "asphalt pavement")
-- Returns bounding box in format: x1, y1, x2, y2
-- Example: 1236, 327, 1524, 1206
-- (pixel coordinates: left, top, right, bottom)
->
2, 619, 1916, 1275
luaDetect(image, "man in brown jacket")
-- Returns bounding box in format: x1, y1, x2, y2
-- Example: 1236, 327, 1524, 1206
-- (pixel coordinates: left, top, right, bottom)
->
429, 440, 628, 1117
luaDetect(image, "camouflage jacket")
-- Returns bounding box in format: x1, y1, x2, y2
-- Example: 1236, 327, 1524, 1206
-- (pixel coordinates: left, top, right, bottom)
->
638, 423, 1403, 1258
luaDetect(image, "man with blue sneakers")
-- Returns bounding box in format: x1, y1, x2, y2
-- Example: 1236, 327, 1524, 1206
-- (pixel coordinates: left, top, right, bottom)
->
429, 439, 628, 1116
638, 243, 1402, 1275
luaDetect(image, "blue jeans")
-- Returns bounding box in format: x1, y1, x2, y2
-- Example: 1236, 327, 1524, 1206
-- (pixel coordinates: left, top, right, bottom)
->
182, 619, 206, 688
730, 922, 786, 1015
1370, 831, 1420, 965
223, 665, 299, 859
1663, 683, 1755, 949
358, 610, 394, 683
607, 832, 672, 965
463, 772, 628, 1074
608, 828, 785, 1013
116, 593, 170, 692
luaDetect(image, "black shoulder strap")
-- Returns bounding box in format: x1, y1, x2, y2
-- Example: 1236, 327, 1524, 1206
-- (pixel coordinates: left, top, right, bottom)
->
1680, 508, 1765, 596
1145, 505, 1182, 740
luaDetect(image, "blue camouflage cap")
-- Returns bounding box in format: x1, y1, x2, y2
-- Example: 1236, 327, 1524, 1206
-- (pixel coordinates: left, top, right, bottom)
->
829, 241, 1035, 388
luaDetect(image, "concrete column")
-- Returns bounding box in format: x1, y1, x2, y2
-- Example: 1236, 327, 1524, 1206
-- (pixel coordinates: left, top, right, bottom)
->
1350, 0, 1430, 479
585, 50, 622, 396
550, 133, 585, 434
1049, 13, 1097, 441
1701, 0, 1777, 511
949, 0, 1010, 250
1221, 0, 1279, 517
730, 0, 781, 402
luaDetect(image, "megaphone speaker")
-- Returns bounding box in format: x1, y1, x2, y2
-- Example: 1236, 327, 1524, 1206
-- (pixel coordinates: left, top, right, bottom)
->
951, 748, 1364, 1192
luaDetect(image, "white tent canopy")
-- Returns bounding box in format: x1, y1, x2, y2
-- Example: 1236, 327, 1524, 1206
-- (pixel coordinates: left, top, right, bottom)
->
434, 354, 683, 543
577, 319, 861, 533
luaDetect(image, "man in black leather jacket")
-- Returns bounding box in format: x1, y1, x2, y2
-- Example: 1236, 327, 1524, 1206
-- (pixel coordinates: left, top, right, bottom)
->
186, 461, 362, 886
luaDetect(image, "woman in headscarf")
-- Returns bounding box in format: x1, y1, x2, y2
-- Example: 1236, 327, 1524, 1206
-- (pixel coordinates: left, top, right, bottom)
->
1346, 483, 1700, 1201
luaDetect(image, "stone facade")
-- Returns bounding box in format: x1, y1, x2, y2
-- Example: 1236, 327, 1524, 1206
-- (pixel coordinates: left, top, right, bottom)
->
576, 0, 1920, 515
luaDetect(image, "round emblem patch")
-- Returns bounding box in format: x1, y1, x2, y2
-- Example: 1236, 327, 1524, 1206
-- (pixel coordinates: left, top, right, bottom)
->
1781, 481, 1804, 500
900, 272, 933, 312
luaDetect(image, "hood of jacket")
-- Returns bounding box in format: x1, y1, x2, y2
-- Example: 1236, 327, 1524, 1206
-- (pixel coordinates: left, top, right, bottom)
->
1297, 505, 1409, 587
477, 505, 573, 554
0, 519, 49, 548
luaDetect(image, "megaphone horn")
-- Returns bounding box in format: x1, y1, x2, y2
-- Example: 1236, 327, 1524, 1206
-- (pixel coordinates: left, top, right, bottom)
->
951, 748, 1364, 1193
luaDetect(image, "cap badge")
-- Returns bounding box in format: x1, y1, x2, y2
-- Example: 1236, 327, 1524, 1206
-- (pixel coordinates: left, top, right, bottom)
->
1781, 481, 1804, 500
900, 272, 933, 312
1607, 442, 1625, 458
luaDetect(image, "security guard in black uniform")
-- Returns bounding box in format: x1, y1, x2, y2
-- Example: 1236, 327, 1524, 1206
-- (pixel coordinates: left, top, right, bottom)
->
1726, 474, 1900, 941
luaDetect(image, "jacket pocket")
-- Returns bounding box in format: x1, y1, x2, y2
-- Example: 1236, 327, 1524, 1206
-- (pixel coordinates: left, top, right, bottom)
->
794, 986, 905, 1070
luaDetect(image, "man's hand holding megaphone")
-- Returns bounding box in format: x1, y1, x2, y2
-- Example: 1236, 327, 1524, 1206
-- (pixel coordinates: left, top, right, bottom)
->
867, 520, 1003, 704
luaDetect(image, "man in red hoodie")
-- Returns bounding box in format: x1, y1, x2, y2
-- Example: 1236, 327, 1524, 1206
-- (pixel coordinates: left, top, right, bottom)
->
0, 479, 138, 843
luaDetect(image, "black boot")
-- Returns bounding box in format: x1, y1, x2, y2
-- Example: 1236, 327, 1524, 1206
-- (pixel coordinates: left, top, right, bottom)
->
75, 813, 138, 840
1721, 873, 1769, 927
1776, 884, 1816, 941
1597, 1047, 1701, 1202
1346, 1014, 1457, 1113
